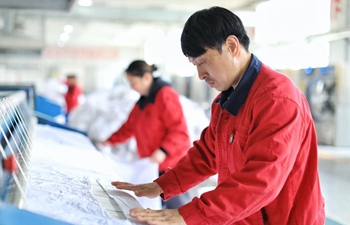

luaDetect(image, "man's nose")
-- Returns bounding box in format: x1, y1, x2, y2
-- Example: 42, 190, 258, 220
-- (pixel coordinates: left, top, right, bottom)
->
197, 69, 207, 80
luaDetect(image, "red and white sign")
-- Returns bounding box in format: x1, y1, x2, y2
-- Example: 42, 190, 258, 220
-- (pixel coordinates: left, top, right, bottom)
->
43, 46, 119, 60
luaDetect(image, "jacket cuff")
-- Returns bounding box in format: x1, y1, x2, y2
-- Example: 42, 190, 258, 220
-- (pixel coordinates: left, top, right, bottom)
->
179, 200, 206, 225
154, 170, 182, 200
159, 147, 168, 155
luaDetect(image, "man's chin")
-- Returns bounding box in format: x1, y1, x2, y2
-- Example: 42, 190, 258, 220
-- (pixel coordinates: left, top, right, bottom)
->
213, 86, 225, 92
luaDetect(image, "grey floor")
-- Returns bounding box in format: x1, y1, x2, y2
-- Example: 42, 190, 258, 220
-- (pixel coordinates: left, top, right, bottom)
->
318, 145, 350, 225
188, 145, 350, 225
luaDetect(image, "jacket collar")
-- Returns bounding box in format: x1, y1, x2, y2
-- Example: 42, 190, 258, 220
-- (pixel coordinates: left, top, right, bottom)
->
215, 54, 262, 116
137, 77, 170, 110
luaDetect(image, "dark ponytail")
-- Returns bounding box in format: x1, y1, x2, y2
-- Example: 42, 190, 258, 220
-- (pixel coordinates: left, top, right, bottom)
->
125, 60, 158, 77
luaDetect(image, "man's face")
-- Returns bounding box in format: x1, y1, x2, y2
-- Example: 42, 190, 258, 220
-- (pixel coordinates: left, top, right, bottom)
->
189, 43, 236, 92
67, 77, 77, 87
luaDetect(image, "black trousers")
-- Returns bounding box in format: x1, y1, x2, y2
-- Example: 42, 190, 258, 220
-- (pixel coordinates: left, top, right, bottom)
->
162, 192, 191, 209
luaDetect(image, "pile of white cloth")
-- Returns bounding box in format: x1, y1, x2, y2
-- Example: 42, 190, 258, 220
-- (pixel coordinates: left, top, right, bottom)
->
68, 85, 140, 143
68, 85, 209, 145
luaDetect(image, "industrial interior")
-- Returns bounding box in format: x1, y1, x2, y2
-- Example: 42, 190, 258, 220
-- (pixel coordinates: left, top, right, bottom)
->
0, 0, 350, 224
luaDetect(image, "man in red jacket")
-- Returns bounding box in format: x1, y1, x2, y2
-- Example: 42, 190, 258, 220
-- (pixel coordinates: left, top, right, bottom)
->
64, 74, 82, 122
111, 6, 325, 225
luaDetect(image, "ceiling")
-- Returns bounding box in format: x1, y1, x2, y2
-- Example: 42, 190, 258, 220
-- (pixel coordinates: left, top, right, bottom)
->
0, 0, 266, 57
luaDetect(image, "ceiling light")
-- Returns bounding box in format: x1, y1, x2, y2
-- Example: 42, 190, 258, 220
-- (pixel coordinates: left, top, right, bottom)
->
57, 40, 66, 48
78, 0, 93, 7
64, 25, 74, 33
60, 33, 70, 41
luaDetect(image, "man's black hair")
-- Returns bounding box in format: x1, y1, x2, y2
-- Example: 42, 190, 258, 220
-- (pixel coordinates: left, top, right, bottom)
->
181, 6, 250, 58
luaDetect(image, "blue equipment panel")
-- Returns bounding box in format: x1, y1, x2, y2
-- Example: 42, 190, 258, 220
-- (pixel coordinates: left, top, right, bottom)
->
0, 202, 73, 225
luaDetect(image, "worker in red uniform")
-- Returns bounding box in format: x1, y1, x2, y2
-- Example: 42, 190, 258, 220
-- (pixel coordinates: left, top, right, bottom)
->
64, 74, 83, 122
110, 6, 325, 225
102, 60, 191, 209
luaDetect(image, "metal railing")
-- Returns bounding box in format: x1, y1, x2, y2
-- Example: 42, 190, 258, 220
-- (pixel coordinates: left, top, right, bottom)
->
0, 91, 34, 207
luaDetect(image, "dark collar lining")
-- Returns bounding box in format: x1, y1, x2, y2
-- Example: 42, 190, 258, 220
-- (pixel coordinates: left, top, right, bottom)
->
215, 54, 262, 116
137, 77, 170, 110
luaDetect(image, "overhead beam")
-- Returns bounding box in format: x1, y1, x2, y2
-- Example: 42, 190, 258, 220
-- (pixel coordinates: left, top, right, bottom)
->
0, 0, 75, 11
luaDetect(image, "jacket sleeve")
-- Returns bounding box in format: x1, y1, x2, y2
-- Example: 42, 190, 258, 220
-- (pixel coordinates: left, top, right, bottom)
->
106, 104, 138, 145
157, 88, 190, 157
155, 97, 220, 197
156, 127, 217, 195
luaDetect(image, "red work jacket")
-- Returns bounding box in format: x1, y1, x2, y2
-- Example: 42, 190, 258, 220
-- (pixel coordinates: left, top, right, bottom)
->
156, 55, 325, 224
65, 84, 82, 113
107, 78, 190, 172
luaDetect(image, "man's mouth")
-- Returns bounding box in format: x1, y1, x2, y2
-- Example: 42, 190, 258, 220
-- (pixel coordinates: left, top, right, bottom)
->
206, 80, 215, 87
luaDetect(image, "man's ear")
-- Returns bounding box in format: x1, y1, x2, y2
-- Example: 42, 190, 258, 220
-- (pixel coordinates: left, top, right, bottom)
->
226, 35, 239, 56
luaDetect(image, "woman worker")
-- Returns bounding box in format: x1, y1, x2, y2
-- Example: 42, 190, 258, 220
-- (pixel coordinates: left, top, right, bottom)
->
102, 60, 191, 209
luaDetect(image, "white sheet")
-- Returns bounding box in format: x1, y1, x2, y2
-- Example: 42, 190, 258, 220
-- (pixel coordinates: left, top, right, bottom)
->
100, 154, 162, 210
24, 124, 144, 225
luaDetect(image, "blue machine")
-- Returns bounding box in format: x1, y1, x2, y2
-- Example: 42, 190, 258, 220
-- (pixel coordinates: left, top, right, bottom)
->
300, 66, 336, 145
0, 202, 73, 225
0, 90, 79, 224
0, 84, 36, 110
35, 94, 63, 118
0, 84, 86, 136
0, 91, 32, 206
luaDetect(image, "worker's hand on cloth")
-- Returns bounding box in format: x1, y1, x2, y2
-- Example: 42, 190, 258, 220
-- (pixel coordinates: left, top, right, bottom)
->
129, 208, 186, 225
99, 140, 111, 146
95, 141, 113, 152
150, 149, 166, 164
111, 181, 163, 198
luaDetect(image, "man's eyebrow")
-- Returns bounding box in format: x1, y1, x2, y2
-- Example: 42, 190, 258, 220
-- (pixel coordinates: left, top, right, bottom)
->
188, 57, 196, 63
190, 55, 204, 62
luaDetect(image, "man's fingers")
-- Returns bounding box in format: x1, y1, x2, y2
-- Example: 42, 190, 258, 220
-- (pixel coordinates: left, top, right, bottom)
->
111, 181, 138, 191
111, 182, 162, 198
111, 181, 129, 186
129, 208, 185, 225
130, 209, 169, 220
130, 208, 155, 218
130, 209, 153, 222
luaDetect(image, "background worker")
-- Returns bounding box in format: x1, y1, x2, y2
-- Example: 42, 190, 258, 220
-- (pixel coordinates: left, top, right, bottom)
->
102, 60, 191, 209
64, 74, 83, 123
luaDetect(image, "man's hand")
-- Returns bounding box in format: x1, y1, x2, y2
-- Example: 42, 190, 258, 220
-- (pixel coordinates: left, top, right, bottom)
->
130, 208, 186, 225
111, 181, 163, 198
